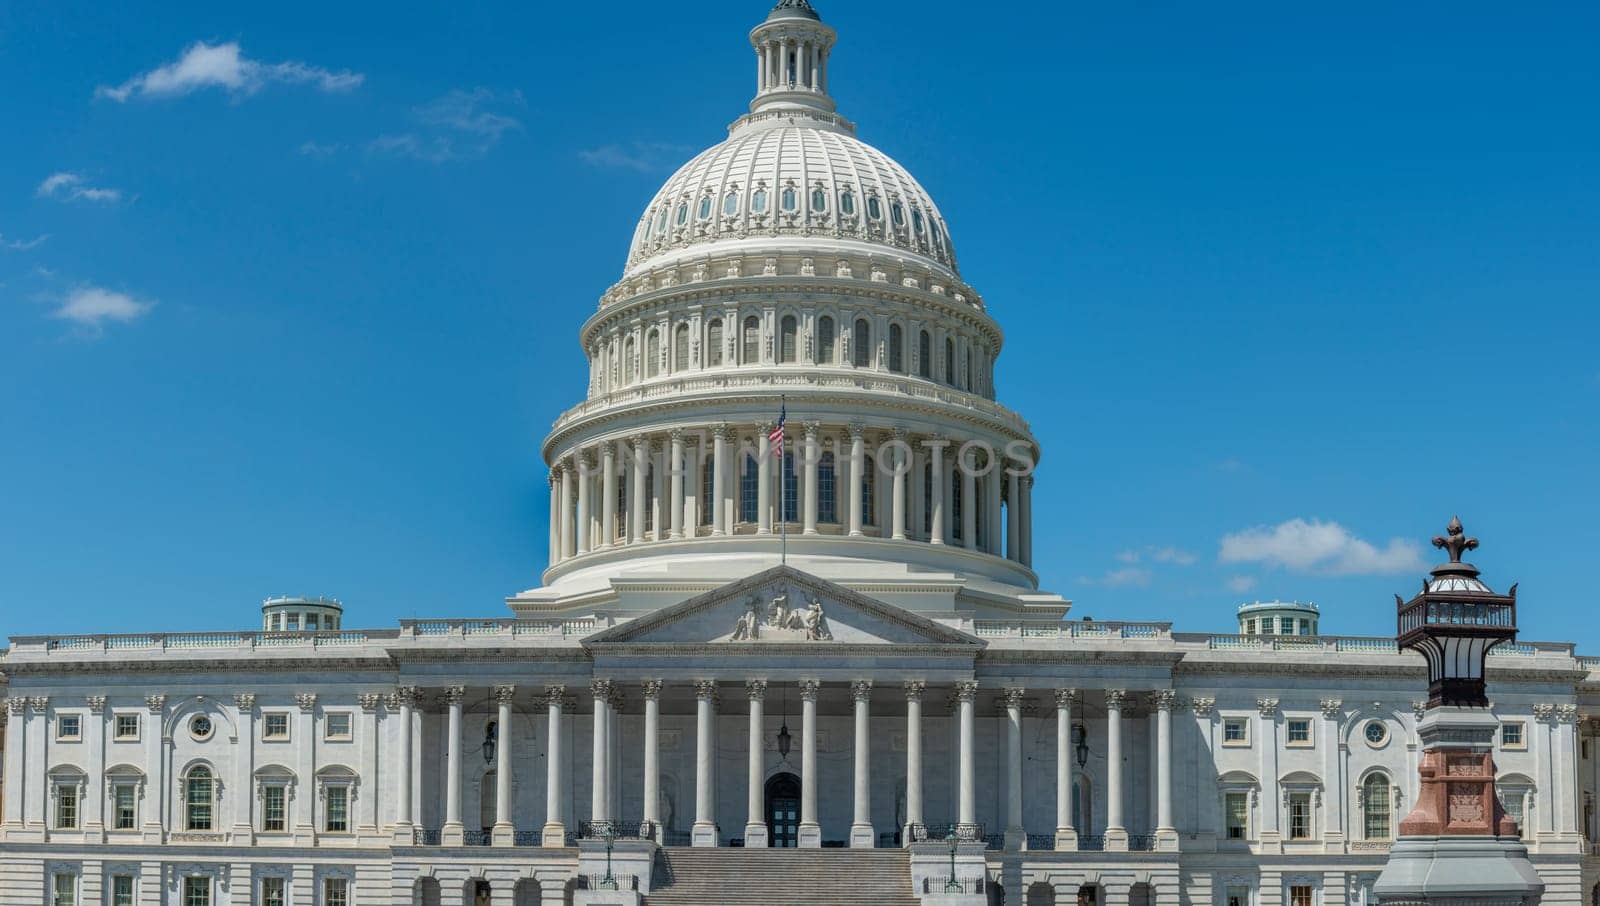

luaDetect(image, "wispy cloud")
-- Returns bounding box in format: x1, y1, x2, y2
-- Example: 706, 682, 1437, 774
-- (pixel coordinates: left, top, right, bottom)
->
1098, 567, 1152, 588
578, 141, 693, 173
1118, 545, 1199, 566
298, 140, 346, 158
1, 233, 48, 251
1219, 517, 1424, 576
96, 41, 362, 102
49, 286, 154, 335
1226, 575, 1259, 594
368, 88, 523, 163
37, 172, 123, 204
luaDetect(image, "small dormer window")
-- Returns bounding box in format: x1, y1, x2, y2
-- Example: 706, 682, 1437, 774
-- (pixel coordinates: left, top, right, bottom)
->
866, 196, 882, 221
751, 188, 769, 214
891, 200, 906, 228
781, 186, 798, 213
675, 202, 688, 226
655, 208, 669, 235
698, 196, 713, 220
811, 187, 827, 212
724, 191, 740, 217
912, 208, 924, 235
840, 190, 856, 216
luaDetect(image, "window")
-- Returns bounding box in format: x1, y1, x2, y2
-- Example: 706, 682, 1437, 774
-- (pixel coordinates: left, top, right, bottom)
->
1364, 720, 1389, 748
305, 615, 319, 631
113, 783, 137, 830
325, 785, 349, 833
1224, 718, 1250, 746
264, 713, 290, 740
324, 878, 349, 906
950, 469, 962, 541
185, 766, 214, 831
324, 712, 352, 741
818, 452, 837, 524
261, 878, 286, 906
654, 207, 668, 236
57, 714, 82, 741
645, 329, 660, 378
183, 878, 210, 906
53, 874, 76, 906
674, 324, 689, 371
262, 784, 288, 832
112, 876, 135, 906
723, 191, 739, 218
891, 200, 905, 228
1498, 785, 1527, 830
751, 188, 768, 214
1363, 774, 1392, 840
811, 187, 827, 212
115, 713, 140, 740
912, 208, 924, 236
1287, 718, 1312, 746
700, 457, 715, 527
840, 190, 855, 217
1244, 619, 1256, 635
190, 714, 214, 741
944, 337, 955, 384
867, 195, 882, 221
779, 315, 797, 363
852, 318, 871, 367
739, 454, 759, 524
285, 614, 299, 631
816, 316, 835, 364
781, 186, 797, 212
1261, 617, 1276, 634
56, 783, 79, 829
1288, 792, 1312, 840
918, 330, 931, 379
1501, 722, 1526, 749
888, 324, 904, 373
861, 455, 876, 527
781, 450, 798, 523
697, 195, 712, 220
742, 315, 761, 364
706, 319, 723, 367
1289, 886, 1313, 906
1225, 791, 1249, 839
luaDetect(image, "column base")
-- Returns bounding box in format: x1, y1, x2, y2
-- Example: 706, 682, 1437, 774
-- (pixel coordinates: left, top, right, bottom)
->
1155, 828, 1180, 852
541, 823, 569, 847
1004, 827, 1025, 851
442, 822, 465, 846
744, 823, 770, 848
851, 824, 876, 848
1103, 827, 1129, 852
493, 823, 516, 847
692, 822, 718, 847
798, 822, 822, 848
392, 824, 417, 845
1054, 828, 1078, 851
1256, 830, 1284, 854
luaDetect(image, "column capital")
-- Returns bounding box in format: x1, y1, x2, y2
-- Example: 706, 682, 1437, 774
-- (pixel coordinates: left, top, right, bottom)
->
641, 679, 664, 701
1319, 698, 1344, 719
440, 686, 466, 706
848, 421, 867, 441
1191, 696, 1216, 717
590, 679, 615, 700
923, 433, 950, 451
389, 686, 421, 709
144, 694, 166, 714
694, 680, 718, 701
851, 680, 873, 702
23, 696, 47, 714
295, 693, 318, 713
357, 693, 382, 713
1054, 688, 1078, 709
955, 681, 979, 703
798, 679, 821, 701
803, 421, 820, 439
1256, 697, 1280, 718
493, 685, 517, 706
6, 698, 26, 716
86, 695, 107, 714
1002, 687, 1027, 709
608, 687, 626, 710
746, 680, 768, 701
1104, 689, 1127, 710
1153, 690, 1178, 712
234, 692, 258, 712
543, 685, 567, 709
669, 427, 685, 444
1556, 703, 1580, 724
904, 681, 926, 701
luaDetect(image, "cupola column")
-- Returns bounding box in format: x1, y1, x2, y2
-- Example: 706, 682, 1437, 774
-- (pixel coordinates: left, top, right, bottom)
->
1021, 476, 1033, 567
756, 46, 767, 93
803, 423, 820, 534
630, 435, 648, 544
575, 453, 592, 556
810, 42, 821, 90
928, 438, 947, 544
1006, 471, 1020, 561
559, 462, 575, 560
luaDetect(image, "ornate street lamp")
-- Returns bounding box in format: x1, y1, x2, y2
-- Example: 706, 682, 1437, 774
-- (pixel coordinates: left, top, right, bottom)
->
776, 687, 792, 761
1395, 516, 1517, 708
482, 720, 498, 767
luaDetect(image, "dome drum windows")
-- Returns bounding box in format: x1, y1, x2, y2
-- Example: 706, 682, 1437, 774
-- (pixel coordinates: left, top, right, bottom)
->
839, 188, 857, 219
723, 190, 741, 219
851, 318, 872, 368
742, 315, 762, 365
810, 186, 828, 213
780, 184, 799, 215
674, 202, 689, 228
706, 319, 725, 367
888, 324, 905, 374
751, 186, 770, 216
816, 316, 836, 364
779, 315, 798, 363
697, 195, 714, 221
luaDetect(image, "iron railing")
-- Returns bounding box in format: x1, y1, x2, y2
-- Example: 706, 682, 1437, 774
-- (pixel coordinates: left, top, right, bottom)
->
412, 828, 442, 846
576, 874, 638, 891
462, 830, 492, 846
1077, 834, 1106, 851
923, 877, 986, 895
513, 831, 542, 847
1027, 833, 1056, 850
1128, 834, 1158, 851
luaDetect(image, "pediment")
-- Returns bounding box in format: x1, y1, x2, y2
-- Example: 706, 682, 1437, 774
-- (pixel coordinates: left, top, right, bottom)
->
585, 565, 980, 649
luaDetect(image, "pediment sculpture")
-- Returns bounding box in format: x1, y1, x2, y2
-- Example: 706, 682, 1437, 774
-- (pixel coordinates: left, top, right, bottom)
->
731, 591, 832, 642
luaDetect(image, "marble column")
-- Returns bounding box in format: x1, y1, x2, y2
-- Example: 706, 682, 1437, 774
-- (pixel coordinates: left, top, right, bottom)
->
850, 681, 875, 847
1155, 690, 1177, 847
669, 430, 685, 539
960, 447, 977, 551
84, 696, 106, 836
847, 427, 866, 536
928, 440, 947, 545
890, 430, 908, 541
642, 681, 662, 840
608, 688, 623, 822
1006, 472, 1020, 561
392, 688, 417, 839
744, 681, 769, 847
1020, 475, 1034, 567
802, 424, 820, 534
957, 681, 978, 828
1004, 688, 1026, 849
904, 682, 925, 842
1055, 689, 1078, 850
630, 435, 648, 544
711, 426, 728, 536
442, 686, 465, 845
559, 464, 575, 560
798, 680, 822, 847
590, 680, 611, 825
547, 474, 560, 566
985, 458, 1003, 555
541, 686, 567, 847
602, 442, 619, 547
492, 686, 515, 845
1105, 690, 1128, 850
692, 681, 718, 846
355, 694, 378, 840
575, 454, 592, 555
756, 425, 773, 535
2, 700, 23, 829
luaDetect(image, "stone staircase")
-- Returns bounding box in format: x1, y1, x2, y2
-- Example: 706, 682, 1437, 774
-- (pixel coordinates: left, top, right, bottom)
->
648, 847, 922, 905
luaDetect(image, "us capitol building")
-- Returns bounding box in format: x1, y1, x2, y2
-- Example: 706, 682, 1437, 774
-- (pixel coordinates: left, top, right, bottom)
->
2, 3, 1597, 905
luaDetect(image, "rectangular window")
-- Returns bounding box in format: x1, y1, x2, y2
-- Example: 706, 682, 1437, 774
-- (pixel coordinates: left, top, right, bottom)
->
286, 615, 300, 631
305, 615, 319, 631
324, 712, 352, 740
263, 785, 287, 832
1499, 787, 1525, 828
324, 878, 349, 906
1501, 721, 1525, 749
1288, 792, 1313, 840
1224, 718, 1250, 746
1225, 792, 1249, 840
53, 874, 76, 906
183, 878, 210, 906
57, 714, 82, 741
1244, 619, 1255, 634
1289, 885, 1313, 906
56, 785, 79, 829
115, 713, 140, 740
264, 713, 290, 740
325, 786, 349, 832
114, 784, 137, 829
261, 878, 286, 906
1287, 718, 1313, 746
1260, 617, 1275, 634
112, 876, 135, 906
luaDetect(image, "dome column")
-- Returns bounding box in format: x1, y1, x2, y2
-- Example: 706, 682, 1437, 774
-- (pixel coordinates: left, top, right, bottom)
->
986, 456, 1003, 555
630, 435, 648, 544
576, 453, 592, 556
559, 460, 575, 560
712, 425, 729, 536
1006, 470, 1020, 561
802, 423, 820, 534
890, 428, 908, 541
547, 473, 560, 566
605, 440, 623, 546
928, 437, 948, 545
960, 444, 977, 551
669, 430, 686, 540
1021, 476, 1034, 567
757, 423, 773, 534
847, 425, 865, 536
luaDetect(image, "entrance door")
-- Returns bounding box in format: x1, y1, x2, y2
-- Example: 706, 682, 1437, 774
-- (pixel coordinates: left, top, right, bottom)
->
765, 772, 801, 847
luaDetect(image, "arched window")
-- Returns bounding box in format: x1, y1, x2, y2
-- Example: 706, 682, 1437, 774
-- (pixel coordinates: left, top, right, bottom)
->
723, 191, 740, 218
888, 324, 904, 373
624, 336, 637, 384
645, 329, 660, 378
655, 207, 669, 236
818, 452, 837, 524
1363, 774, 1392, 840
862, 455, 876, 527
781, 186, 798, 212
912, 208, 924, 236
840, 190, 856, 217
781, 452, 798, 523
852, 319, 871, 368
751, 188, 769, 214
739, 454, 759, 524
185, 765, 214, 831
918, 330, 931, 379
950, 469, 962, 541
674, 324, 690, 372
700, 457, 715, 526
811, 187, 827, 212
867, 195, 883, 221
742, 316, 761, 364
944, 337, 955, 385
706, 319, 724, 367
891, 201, 906, 229
817, 316, 835, 364
779, 316, 797, 363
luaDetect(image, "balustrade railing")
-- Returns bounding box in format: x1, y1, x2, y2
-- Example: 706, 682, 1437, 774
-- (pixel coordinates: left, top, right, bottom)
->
972, 621, 1171, 640
577, 875, 638, 891
35, 629, 392, 654
462, 830, 492, 846
412, 828, 442, 846
513, 830, 542, 847
401, 618, 600, 639
908, 822, 986, 843
1026, 833, 1056, 850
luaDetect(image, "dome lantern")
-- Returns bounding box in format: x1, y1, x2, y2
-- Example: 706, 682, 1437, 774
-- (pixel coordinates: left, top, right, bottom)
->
746, 0, 841, 125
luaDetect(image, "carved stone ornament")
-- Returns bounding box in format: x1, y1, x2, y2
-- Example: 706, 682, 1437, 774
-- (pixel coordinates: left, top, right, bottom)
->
852, 680, 874, 702
1412, 701, 1430, 721
294, 694, 318, 713
1192, 697, 1216, 717
1556, 704, 1579, 724
904, 681, 926, 701
357, 693, 382, 713
1320, 699, 1344, 719
1001, 688, 1026, 709
234, 693, 257, 712
441, 686, 466, 706
641, 680, 664, 701
799, 679, 822, 701
86, 695, 107, 714
590, 679, 614, 700
6, 698, 26, 717
693, 680, 718, 700
543, 685, 567, 709
145, 695, 167, 714
955, 681, 980, 703
1105, 690, 1127, 710
493, 685, 517, 706
746, 680, 768, 701
1532, 703, 1554, 721
1256, 698, 1280, 718
1154, 690, 1178, 712
1054, 689, 1078, 710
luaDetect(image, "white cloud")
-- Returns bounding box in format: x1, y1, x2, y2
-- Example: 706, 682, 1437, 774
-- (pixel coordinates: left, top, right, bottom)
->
368, 88, 523, 163
1, 233, 48, 251
36, 172, 123, 204
1116, 545, 1198, 566
1227, 575, 1259, 594
1079, 566, 1152, 589
578, 142, 692, 173
96, 41, 362, 102
298, 140, 346, 157
50, 287, 154, 334
1219, 518, 1424, 576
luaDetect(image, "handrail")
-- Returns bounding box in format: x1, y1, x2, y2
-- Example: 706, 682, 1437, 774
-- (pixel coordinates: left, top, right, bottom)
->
28, 630, 395, 654
400, 618, 600, 639
972, 621, 1171, 640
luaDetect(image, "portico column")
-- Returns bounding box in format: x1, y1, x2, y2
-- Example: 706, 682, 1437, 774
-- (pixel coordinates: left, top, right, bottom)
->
904, 682, 925, 842
559, 463, 575, 559
1, 700, 22, 829
927, 439, 947, 544
231, 693, 257, 841
1104, 690, 1128, 850
442, 685, 466, 845
640, 681, 662, 840
541, 686, 567, 847
960, 445, 977, 551
847, 426, 865, 536
957, 681, 978, 828
890, 430, 908, 541
391, 688, 416, 839
711, 426, 729, 536
744, 681, 769, 847
802, 424, 819, 534
590, 680, 611, 824
850, 681, 875, 847
1155, 690, 1177, 848
630, 435, 648, 544
1003, 688, 1025, 849
493, 686, 515, 845
1054, 689, 1078, 850
669, 429, 686, 539
692, 681, 718, 846
575, 453, 592, 555
1006, 472, 1020, 561
798, 680, 822, 847
756, 424, 773, 534
142, 695, 163, 837
602, 442, 618, 547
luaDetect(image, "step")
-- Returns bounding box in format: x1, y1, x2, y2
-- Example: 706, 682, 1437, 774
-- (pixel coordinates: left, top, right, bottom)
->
648, 848, 922, 906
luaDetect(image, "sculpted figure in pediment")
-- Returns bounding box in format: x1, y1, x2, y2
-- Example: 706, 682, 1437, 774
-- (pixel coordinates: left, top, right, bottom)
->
803, 596, 833, 641
731, 596, 762, 641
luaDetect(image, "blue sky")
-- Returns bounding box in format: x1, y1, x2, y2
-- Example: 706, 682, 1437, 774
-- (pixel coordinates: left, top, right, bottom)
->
3, 2, 1596, 649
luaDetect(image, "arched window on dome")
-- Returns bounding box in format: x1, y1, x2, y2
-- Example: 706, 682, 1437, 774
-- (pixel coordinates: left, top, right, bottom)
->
912, 208, 924, 237
751, 188, 769, 215
888, 324, 904, 374
811, 187, 828, 213
950, 469, 962, 542
655, 207, 669, 236
852, 319, 871, 368
675, 202, 688, 227
861, 455, 876, 528
645, 329, 661, 379
700, 457, 715, 526
1363, 774, 1392, 841
922, 460, 933, 536
840, 190, 857, 218
779, 316, 797, 364
739, 454, 759, 524
918, 330, 932, 379
742, 316, 761, 365
781, 186, 798, 213
818, 452, 837, 524
891, 200, 906, 230
866, 195, 882, 221
944, 337, 955, 385
816, 316, 835, 364
674, 323, 690, 372
706, 319, 724, 367
697, 195, 713, 221
724, 191, 740, 218
625, 336, 638, 384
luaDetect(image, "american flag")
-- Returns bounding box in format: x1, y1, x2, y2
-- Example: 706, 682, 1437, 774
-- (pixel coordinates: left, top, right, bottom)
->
768, 403, 786, 459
